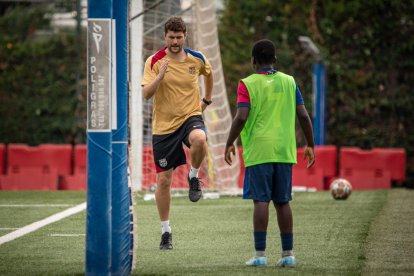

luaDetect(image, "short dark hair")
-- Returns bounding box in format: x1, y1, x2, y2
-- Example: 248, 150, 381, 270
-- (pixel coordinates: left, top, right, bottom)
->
164, 16, 186, 34
252, 39, 277, 65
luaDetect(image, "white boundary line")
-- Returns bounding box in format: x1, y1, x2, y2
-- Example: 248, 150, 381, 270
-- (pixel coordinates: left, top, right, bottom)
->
49, 234, 86, 237
0, 202, 86, 246
0, 204, 73, 207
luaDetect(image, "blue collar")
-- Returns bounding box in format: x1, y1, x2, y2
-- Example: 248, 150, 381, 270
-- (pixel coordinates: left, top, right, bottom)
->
256, 67, 277, 75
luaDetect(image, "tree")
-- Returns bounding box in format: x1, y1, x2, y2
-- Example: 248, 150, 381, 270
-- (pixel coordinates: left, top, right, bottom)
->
0, 3, 86, 145
218, 0, 414, 185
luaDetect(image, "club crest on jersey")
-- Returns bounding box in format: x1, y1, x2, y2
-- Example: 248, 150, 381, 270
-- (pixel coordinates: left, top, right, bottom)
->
188, 66, 196, 75
158, 158, 168, 168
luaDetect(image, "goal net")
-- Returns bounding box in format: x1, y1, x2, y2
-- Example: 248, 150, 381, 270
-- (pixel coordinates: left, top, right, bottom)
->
129, 0, 240, 194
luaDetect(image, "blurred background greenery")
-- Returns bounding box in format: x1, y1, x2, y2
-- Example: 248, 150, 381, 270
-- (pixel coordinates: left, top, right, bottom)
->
0, 0, 413, 184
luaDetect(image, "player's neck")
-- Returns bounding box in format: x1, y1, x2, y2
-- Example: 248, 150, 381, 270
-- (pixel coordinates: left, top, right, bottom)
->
166, 48, 186, 61
255, 64, 274, 72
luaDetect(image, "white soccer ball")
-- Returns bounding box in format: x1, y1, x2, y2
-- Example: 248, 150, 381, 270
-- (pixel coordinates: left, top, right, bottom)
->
330, 178, 352, 200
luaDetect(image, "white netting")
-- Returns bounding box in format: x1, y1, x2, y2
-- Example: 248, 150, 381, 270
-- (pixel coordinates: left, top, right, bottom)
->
192, 1, 240, 193
129, 0, 240, 193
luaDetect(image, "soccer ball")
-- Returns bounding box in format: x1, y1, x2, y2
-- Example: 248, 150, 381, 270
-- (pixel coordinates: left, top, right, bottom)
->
330, 178, 352, 200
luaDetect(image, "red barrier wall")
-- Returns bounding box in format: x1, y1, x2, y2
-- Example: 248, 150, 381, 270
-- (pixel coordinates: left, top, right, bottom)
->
8, 144, 72, 175
293, 145, 337, 190
339, 147, 406, 190
372, 148, 406, 182
61, 144, 87, 190
0, 143, 405, 191
0, 144, 5, 175
0, 144, 72, 190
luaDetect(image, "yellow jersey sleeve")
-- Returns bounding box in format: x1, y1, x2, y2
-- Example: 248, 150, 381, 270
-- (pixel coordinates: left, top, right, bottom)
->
199, 53, 212, 76
142, 55, 158, 86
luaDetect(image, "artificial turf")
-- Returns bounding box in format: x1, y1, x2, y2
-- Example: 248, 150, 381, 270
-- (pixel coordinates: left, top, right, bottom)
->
0, 189, 413, 275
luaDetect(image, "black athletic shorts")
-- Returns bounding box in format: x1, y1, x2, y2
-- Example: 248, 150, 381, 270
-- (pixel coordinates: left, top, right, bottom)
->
152, 115, 206, 173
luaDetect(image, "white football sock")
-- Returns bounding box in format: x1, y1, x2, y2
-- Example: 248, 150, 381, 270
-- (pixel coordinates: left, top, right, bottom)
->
256, 251, 266, 257
188, 166, 200, 179
161, 220, 171, 234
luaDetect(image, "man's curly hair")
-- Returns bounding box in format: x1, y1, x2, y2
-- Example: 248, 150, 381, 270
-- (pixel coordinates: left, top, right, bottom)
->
164, 16, 186, 34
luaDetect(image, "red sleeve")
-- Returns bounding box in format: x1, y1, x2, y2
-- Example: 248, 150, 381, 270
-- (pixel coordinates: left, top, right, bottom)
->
237, 81, 250, 104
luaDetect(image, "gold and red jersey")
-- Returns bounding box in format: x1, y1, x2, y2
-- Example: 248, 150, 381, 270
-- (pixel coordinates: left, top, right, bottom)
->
142, 48, 211, 135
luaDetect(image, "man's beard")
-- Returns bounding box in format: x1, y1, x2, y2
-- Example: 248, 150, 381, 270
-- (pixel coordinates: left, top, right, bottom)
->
168, 45, 181, 53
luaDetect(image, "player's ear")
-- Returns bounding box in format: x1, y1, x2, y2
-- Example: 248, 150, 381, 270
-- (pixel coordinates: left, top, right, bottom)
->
251, 56, 256, 69
273, 55, 277, 64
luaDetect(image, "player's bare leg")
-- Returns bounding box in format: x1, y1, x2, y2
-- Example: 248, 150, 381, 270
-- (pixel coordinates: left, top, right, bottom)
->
156, 169, 173, 249
245, 201, 269, 266
156, 169, 173, 221
187, 129, 207, 202
274, 202, 292, 233
274, 202, 296, 267
189, 129, 207, 168
254, 201, 270, 231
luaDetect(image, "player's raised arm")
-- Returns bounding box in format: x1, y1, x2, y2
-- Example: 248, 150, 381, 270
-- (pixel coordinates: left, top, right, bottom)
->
142, 59, 169, 100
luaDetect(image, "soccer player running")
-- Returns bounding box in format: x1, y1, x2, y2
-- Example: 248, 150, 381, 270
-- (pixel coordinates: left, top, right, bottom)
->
224, 39, 315, 267
142, 16, 214, 250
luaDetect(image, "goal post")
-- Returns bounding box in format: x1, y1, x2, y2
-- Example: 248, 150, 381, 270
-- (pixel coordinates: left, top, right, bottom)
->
111, 0, 133, 274
128, 0, 241, 194
86, 0, 133, 275
86, 1, 112, 273
129, 0, 144, 192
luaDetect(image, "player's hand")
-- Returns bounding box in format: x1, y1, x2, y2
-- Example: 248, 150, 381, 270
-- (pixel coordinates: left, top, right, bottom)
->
224, 144, 236, 165
158, 59, 169, 80
200, 101, 208, 112
303, 146, 315, 168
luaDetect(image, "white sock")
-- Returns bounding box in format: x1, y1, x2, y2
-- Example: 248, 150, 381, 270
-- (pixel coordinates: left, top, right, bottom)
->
189, 166, 200, 179
256, 251, 266, 257
161, 220, 171, 234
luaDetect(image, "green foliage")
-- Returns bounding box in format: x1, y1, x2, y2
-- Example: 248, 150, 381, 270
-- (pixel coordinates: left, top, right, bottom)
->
219, 0, 414, 183
0, 4, 86, 145
218, 0, 311, 109
0, 1, 413, 183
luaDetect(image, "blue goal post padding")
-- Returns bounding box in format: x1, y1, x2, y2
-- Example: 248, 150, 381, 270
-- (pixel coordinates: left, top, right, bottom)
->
86, 0, 132, 275
112, 0, 132, 275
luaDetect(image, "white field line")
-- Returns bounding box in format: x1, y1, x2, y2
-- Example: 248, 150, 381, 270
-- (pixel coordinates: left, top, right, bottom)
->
0, 204, 73, 207
0, 202, 86, 246
49, 233, 85, 237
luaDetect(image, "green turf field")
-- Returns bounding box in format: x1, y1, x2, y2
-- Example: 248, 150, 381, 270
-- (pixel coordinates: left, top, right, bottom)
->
0, 189, 413, 275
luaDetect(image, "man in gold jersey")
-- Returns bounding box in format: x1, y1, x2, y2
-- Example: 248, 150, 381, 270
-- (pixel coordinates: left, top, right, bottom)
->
142, 16, 214, 250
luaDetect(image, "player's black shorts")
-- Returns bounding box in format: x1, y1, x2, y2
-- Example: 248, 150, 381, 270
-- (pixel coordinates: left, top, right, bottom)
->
152, 115, 206, 173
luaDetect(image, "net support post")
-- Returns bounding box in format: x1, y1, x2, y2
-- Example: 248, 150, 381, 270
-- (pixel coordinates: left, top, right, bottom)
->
312, 62, 327, 145
129, 0, 144, 192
